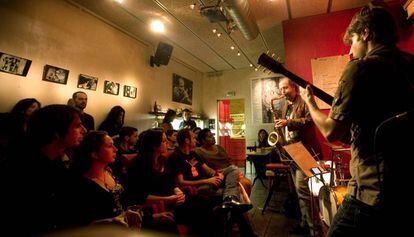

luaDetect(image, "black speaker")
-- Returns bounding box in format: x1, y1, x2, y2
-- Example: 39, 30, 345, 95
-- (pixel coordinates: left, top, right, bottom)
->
150, 42, 173, 67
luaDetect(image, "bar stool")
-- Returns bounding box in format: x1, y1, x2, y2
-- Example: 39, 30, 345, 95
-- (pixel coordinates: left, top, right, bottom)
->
261, 163, 293, 214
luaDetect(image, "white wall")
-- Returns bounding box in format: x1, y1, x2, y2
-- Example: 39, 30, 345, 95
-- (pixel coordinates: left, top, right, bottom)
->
202, 68, 279, 146
0, 0, 203, 132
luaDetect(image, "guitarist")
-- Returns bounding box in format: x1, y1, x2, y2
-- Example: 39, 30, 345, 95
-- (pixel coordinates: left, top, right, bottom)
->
301, 4, 414, 236
275, 77, 320, 236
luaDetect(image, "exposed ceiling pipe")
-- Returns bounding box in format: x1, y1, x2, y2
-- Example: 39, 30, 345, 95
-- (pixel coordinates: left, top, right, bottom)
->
223, 0, 259, 40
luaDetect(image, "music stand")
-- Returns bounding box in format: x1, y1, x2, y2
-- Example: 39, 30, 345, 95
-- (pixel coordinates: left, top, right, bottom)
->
283, 142, 321, 178
283, 142, 323, 237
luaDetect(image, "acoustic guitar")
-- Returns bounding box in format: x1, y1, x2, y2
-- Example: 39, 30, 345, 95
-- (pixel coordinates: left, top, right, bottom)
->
257, 53, 334, 105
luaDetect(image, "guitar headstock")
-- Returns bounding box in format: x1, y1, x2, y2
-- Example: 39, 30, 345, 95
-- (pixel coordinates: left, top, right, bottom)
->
257, 52, 286, 75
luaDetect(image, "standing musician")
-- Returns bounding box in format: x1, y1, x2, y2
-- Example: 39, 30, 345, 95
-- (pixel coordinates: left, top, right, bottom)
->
301, 4, 414, 236
273, 77, 319, 235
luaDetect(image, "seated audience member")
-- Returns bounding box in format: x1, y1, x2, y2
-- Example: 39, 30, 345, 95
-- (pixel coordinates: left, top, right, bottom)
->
160, 109, 176, 132
166, 129, 178, 153
98, 106, 125, 138
257, 129, 270, 148
2, 105, 86, 236
71, 131, 141, 228
0, 98, 41, 160
192, 127, 202, 147
111, 126, 139, 184
169, 129, 251, 210
195, 128, 252, 195
123, 129, 183, 233
169, 129, 256, 237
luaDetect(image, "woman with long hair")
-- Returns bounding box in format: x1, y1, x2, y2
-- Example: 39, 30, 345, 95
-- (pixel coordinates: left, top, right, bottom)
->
98, 106, 125, 137
71, 131, 141, 228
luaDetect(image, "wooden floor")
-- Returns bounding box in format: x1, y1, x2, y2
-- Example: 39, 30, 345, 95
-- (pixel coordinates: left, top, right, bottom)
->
242, 164, 307, 237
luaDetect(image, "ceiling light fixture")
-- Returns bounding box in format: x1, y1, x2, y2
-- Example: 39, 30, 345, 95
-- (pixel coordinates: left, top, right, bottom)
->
237, 52, 241, 56
150, 20, 165, 33
254, 67, 258, 71
249, 64, 253, 67
114, 0, 123, 3
212, 28, 217, 34
217, 33, 222, 37
230, 46, 235, 50
190, 3, 196, 10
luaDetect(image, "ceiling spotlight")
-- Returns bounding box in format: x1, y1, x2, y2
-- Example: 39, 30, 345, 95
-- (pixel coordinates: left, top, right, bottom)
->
249, 64, 253, 67
254, 67, 258, 71
230, 46, 235, 50
212, 28, 217, 34
189, 3, 196, 10
237, 52, 241, 56
114, 0, 123, 3
217, 33, 222, 37
150, 20, 165, 33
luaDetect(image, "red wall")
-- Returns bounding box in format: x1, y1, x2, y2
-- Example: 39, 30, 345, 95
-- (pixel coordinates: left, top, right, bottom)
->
283, 2, 414, 160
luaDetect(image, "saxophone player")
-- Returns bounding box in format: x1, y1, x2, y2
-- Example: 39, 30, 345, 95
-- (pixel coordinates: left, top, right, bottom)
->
273, 77, 320, 236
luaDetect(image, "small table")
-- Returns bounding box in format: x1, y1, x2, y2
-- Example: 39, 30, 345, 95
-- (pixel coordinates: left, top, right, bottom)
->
247, 148, 273, 187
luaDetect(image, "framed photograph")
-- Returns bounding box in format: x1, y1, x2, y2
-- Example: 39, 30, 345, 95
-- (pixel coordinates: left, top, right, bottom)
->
172, 73, 193, 105
123, 85, 137, 99
0, 52, 32, 76
104, 80, 120, 95
77, 74, 98, 91
42, 64, 69, 84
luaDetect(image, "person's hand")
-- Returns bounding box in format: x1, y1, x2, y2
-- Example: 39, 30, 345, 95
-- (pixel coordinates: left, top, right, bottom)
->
301, 85, 317, 106
216, 172, 224, 181
206, 176, 223, 187
153, 211, 175, 223
169, 193, 186, 206
274, 119, 288, 128
124, 207, 143, 229
174, 187, 184, 195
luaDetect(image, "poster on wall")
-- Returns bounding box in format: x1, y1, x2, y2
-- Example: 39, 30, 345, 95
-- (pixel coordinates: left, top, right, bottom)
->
251, 76, 284, 124
103, 80, 120, 95
123, 85, 137, 99
42, 64, 69, 84
172, 73, 192, 105
0, 52, 32, 77
77, 74, 98, 91
311, 54, 349, 109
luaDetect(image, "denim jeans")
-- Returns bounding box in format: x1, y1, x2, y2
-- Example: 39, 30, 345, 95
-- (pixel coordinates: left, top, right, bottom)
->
327, 195, 384, 237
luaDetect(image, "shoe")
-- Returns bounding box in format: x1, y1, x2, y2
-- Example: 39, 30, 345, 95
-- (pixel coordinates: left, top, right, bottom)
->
289, 225, 310, 235
221, 195, 253, 214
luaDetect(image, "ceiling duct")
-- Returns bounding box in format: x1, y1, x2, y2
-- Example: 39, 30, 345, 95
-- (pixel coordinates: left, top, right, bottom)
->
223, 0, 259, 40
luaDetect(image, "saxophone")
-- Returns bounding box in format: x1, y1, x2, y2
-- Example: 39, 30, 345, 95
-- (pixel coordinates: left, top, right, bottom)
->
268, 95, 287, 147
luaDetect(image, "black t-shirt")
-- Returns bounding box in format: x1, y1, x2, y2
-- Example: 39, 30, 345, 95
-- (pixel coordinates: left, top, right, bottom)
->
169, 149, 208, 181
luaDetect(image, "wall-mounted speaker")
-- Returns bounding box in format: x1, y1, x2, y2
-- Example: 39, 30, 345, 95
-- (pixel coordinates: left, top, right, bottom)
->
150, 42, 173, 67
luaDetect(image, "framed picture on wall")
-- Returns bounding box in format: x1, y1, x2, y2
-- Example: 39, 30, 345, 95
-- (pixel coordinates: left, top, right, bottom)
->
123, 85, 137, 99
104, 80, 119, 95
42, 64, 69, 84
172, 73, 192, 105
77, 74, 98, 91
0, 52, 32, 77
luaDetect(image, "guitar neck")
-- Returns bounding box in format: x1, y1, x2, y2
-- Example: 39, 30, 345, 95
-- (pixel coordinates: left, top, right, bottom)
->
258, 53, 334, 105
281, 70, 333, 105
